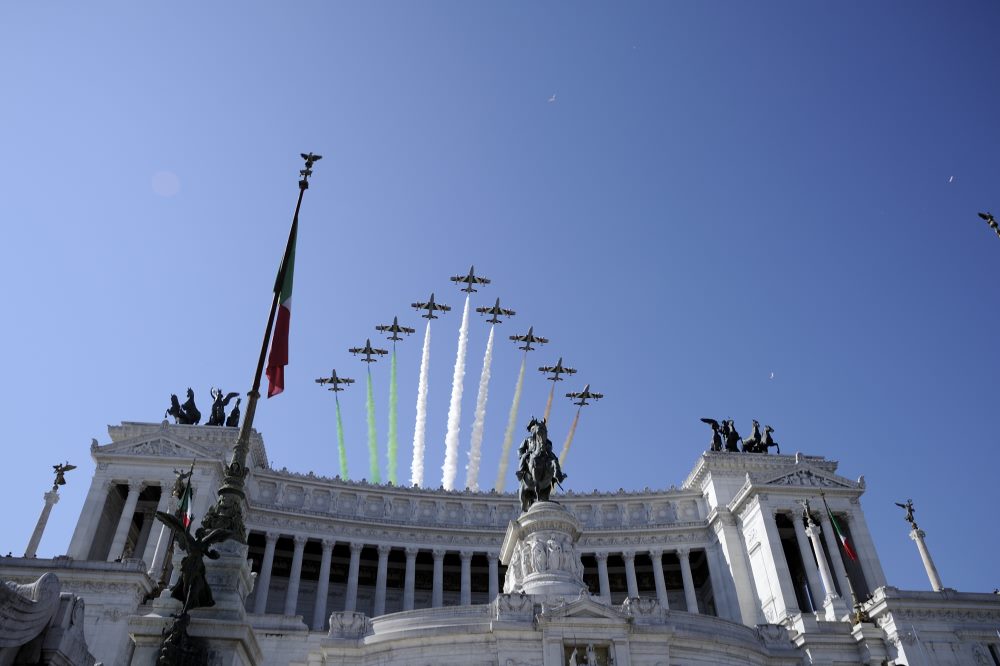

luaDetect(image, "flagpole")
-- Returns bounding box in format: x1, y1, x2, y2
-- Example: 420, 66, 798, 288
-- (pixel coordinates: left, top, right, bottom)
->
201, 153, 321, 544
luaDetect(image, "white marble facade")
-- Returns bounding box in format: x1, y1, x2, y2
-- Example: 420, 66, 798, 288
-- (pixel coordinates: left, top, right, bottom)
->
3, 420, 1000, 666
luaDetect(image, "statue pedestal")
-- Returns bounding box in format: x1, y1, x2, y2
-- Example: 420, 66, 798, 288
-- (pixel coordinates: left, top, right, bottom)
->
500, 501, 588, 602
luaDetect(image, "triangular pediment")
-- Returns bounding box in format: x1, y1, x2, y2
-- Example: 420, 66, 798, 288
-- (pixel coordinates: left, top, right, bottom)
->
540, 596, 628, 621
761, 466, 856, 490
96, 431, 214, 460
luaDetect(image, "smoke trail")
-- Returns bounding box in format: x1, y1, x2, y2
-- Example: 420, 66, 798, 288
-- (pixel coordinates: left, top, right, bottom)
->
387, 347, 399, 485
366, 367, 380, 483
335, 396, 349, 479
411, 321, 431, 487
558, 406, 582, 465
465, 325, 495, 490
543, 382, 556, 422
442, 295, 471, 490
494, 353, 527, 491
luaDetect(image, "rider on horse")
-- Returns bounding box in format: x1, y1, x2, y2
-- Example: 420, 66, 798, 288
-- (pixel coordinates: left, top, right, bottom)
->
516, 418, 567, 511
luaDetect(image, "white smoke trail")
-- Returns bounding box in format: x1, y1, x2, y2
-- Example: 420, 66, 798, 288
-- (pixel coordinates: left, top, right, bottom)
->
441, 295, 471, 490
410, 320, 432, 487
559, 406, 582, 466
494, 353, 527, 492
543, 382, 556, 422
465, 325, 495, 490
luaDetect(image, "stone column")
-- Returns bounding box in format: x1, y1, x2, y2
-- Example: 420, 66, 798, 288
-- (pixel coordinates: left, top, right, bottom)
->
107, 482, 142, 561
432, 548, 445, 608
312, 539, 334, 630
623, 551, 639, 599
596, 552, 611, 601
819, 510, 853, 599
460, 551, 473, 606
67, 478, 111, 560
252, 531, 280, 614
792, 513, 826, 610
677, 548, 700, 614
373, 545, 391, 616
344, 542, 363, 612
140, 490, 171, 567
805, 522, 849, 620
24, 490, 60, 558
487, 552, 500, 601
284, 535, 308, 616
147, 495, 177, 580
403, 547, 418, 611
649, 549, 669, 609
909, 529, 944, 592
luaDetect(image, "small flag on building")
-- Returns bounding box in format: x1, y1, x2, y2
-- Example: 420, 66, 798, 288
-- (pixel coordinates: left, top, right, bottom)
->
823, 495, 857, 561
265, 225, 297, 398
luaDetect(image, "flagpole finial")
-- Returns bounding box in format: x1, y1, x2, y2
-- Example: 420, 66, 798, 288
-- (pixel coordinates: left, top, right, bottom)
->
299, 152, 322, 190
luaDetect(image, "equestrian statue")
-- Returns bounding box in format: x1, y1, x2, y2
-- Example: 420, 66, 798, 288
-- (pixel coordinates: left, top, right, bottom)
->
516, 417, 567, 512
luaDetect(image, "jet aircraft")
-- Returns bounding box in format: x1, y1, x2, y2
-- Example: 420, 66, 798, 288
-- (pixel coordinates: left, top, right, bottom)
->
411, 293, 451, 319
348, 339, 389, 363
315, 369, 355, 392
475, 297, 516, 324
509, 326, 548, 351
566, 384, 603, 406
376, 316, 416, 341
979, 211, 999, 237
539, 357, 577, 382
450, 265, 491, 293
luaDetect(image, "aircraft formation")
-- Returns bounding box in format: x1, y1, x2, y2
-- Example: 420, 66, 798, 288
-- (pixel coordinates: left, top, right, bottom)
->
316, 264, 603, 491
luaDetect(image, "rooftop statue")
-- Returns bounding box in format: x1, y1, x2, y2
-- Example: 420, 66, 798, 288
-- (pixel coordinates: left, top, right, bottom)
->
225, 397, 241, 427
700, 418, 723, 452
723, 419, 742, 452
516, 417, 566, 512
165, 388, 201, 425
51, 462, 76, 490
742, 420, 762, 452
762, 425, 780, 454
206, 388, 240, 426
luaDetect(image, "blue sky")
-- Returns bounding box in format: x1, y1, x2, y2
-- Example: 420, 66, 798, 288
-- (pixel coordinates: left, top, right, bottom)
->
1, 2, 998, 594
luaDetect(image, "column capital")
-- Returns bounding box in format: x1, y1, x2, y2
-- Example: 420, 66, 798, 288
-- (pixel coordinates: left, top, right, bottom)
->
405, 546, 420, 558
321, 538, 335, 551
43, 490, 60, 504
349, 541, 365, 554
622, 550, 636, 562
377, 544, 392, 557
265, 530, 281, 543
292, 534, 309, 547
432, 548, 447, 559
648, 548, 663, 559
805, 524, 822, 539
595, 551, 609, 563
676, 547, 691, 559
459, 550, 473, 562
909, 528, 927, 541
125, 481, 145, 494
486, 551, 499, 563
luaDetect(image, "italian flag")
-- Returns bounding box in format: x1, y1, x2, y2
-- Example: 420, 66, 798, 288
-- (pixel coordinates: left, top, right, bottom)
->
823, 496, 857, 561
265, 226, 297, 398
178, 483, 193, 529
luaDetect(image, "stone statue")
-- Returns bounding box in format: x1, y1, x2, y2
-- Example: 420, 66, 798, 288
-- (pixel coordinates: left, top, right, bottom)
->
762, 425, 779, 454
207, 388, 240, 426
568, 647, 579, 666
586, 643, 597, 665
516, 417, 567, 512
700, 418, 723, 451
0, 573, 96, 665
153, 511, 232, 614
51, 462, 76, 490
166, 388, 201, 425
743, 420, 762, 452
225, 397, 241, 427
894, 499, 918, 529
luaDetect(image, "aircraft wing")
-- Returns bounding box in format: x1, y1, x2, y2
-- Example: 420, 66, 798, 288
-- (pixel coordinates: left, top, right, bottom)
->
475, 276, 491, 285
401, 326, 415, 334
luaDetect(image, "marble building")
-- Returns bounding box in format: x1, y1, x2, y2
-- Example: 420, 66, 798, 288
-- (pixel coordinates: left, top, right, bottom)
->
2, 420, 999, 665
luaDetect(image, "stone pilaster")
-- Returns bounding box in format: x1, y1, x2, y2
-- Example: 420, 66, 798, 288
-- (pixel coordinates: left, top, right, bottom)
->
252, 531, 279, 614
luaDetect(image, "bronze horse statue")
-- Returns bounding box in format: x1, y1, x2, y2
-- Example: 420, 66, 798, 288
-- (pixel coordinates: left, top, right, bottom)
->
516, 418, 567, 512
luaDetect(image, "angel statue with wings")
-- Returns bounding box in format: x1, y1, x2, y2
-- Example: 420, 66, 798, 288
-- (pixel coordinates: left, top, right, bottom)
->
154, 510, 232, 613
52, 462, 76, 490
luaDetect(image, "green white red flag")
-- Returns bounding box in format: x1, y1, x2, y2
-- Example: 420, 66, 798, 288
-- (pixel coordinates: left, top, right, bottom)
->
265, 226, 297, 398
822, 496, 857, 561
178, 481, 193, 528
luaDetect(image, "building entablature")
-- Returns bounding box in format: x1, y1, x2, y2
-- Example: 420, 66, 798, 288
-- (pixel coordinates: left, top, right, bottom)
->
726, 463, 865, 522
101, 421, 268, 468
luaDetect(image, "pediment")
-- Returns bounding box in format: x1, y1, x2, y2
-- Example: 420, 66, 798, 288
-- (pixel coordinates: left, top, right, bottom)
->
96, 432, 214, 460
540, 596, 628, 621
761, 466, 856, 490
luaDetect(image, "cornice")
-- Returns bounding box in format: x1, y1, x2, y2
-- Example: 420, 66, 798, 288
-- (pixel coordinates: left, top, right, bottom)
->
682, 451, 837, 491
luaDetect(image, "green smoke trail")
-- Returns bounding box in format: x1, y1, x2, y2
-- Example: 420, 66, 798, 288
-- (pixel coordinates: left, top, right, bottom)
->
335, 396, 349, 479
558, 406, 582, 466
387, 348, 399, 485
494, 353, 527, 491
366, 367, 380, 483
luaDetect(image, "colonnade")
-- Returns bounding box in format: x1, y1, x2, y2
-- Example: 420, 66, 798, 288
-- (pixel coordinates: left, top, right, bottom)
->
593, 548, 702, 613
